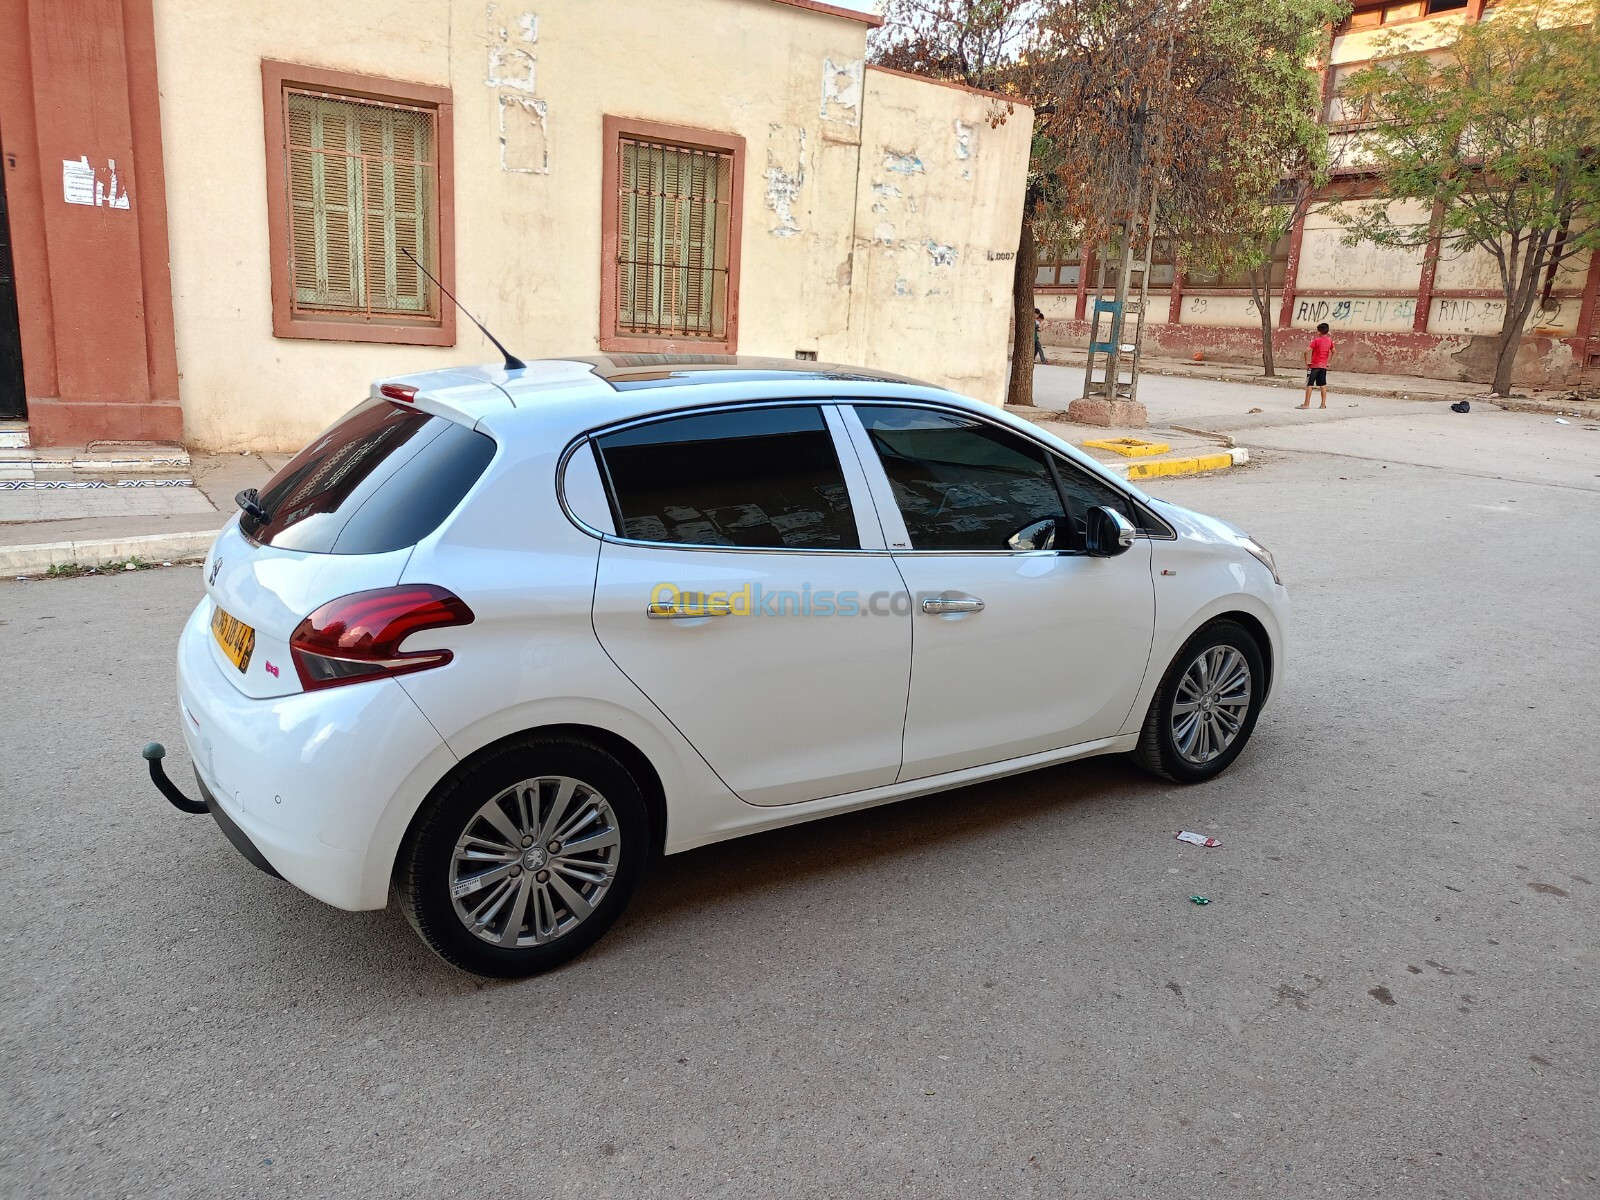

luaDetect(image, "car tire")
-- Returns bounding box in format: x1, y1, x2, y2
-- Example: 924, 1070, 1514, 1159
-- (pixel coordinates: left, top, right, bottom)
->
1130, 619, 1266, 784
396, 734, 649, 977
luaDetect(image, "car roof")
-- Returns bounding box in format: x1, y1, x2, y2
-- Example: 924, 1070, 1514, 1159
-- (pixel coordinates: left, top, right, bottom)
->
564, 354, 933, 391
373, 354, 1158, 505
377, 354, 966, 436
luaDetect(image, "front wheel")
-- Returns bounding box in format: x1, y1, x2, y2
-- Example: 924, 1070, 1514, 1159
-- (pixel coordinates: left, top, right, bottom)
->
1130, 620, 1266, 784
396, 735, 649, 977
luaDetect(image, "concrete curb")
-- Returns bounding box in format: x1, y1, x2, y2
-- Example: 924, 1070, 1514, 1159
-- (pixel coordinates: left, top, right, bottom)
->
1103, 447, 1251, 481
1040, 352, 1474, 403
1493, 396, 1600, 421
1001, 405, 1251, 480
2, 529, 216, 577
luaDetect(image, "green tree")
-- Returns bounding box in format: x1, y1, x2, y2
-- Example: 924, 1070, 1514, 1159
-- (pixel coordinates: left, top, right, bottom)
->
1339, 1, 1600, 395
873, 0, 1345, 402
1173, 0, 1344, 377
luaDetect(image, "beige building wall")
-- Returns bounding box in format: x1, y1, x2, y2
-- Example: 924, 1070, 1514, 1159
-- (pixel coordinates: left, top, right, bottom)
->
151, 0, 1031, 452
843, 68, 1032, 405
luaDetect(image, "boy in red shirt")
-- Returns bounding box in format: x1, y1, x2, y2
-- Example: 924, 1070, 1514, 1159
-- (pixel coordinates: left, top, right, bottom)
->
1298, 323, 1334, 409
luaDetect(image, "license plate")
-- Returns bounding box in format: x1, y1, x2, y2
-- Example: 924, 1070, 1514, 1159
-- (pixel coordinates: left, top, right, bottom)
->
211, 605, 256, 673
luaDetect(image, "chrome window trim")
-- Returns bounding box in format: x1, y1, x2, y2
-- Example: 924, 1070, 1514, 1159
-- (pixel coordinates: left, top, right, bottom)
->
555, 394, 1176, 553
556, 399, 878, 555
838, 399, 1177, 553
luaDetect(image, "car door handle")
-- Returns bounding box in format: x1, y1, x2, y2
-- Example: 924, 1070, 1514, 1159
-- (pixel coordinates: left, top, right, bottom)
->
646, 599, 734, 620
921, 596, 985, 615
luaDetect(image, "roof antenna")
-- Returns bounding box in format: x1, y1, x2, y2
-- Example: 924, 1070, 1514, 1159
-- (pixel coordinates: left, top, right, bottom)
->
401, 246, 525, 370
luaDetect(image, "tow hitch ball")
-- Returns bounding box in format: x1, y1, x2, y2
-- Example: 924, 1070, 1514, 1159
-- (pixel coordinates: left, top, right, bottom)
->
143, 743, 208, 814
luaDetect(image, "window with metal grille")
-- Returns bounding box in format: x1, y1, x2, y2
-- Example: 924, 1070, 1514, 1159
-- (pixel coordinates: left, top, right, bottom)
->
615, 138, 733, 340
283, 90, 438, 321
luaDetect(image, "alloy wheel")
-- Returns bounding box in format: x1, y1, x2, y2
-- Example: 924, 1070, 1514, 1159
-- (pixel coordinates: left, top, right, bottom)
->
448, 776, 621, 946
1170, 645, 1252, 765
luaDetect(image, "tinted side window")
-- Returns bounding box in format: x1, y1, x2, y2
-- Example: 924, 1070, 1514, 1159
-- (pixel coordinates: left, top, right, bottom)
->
595, 406, 859, 550
856, 406, 1065, 551
331, 421, 497, 553
1052, 457, 1167, 538
244, 399, 496, 554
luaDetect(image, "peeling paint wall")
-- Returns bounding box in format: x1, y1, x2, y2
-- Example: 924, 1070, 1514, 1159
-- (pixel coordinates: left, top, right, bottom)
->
1297, 201, 1431, 293
150, 0, 1030, 449
763, 125, 806, 237
844, 66, 1032, 407
819, 56, 862, 125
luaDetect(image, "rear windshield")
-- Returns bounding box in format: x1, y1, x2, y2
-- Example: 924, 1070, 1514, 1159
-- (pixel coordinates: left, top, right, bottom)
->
240, 399, 496, 554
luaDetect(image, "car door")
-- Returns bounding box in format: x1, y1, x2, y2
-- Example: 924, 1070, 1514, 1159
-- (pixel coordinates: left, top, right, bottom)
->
841, 403, 1156, 782
587, 403, 912, 807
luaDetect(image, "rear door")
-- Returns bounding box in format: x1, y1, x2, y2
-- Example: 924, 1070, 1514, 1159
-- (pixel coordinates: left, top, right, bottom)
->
587, 404, 911, 807
842, 403, 1156, 782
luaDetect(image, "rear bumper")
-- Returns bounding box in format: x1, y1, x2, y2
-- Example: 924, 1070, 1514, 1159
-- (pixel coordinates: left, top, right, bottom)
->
175, 599, 459, 910
193, 771, 282, 879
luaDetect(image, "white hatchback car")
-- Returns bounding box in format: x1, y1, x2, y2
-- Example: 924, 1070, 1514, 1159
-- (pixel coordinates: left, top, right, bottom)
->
149, 355, 1287, 976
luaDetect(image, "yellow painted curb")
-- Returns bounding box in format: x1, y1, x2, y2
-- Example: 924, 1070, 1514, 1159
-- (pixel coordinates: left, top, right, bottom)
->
1125, 451, 1237, 480
1080, 436, 1172, 458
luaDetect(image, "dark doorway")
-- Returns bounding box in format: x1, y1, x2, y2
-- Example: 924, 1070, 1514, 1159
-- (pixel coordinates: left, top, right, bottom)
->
0, 159, 26, 420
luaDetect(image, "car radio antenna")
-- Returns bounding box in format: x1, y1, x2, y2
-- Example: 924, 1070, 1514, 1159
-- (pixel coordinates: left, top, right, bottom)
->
401, 246, 526, 370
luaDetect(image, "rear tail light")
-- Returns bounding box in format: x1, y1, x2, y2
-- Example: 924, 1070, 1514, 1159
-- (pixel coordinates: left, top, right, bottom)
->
290, 585, 474, 692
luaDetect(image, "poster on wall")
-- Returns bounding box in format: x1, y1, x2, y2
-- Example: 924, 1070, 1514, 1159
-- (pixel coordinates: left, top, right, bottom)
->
62, 156, 130, 210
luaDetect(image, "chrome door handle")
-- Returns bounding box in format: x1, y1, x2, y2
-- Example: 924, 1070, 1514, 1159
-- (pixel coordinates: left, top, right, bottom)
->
646, 599, 733, 619
921, 596, 985, 615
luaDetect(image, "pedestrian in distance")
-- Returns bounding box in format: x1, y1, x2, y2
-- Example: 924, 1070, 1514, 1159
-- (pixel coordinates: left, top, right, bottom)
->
1034, 308, 1048, 364
1298, 322, 1334, 409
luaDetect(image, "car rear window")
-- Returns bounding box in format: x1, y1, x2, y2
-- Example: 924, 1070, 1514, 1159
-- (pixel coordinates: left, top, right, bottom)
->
241, 398, 496, 554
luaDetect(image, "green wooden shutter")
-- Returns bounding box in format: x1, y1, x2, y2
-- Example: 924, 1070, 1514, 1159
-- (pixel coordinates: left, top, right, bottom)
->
286, 91, 435, 319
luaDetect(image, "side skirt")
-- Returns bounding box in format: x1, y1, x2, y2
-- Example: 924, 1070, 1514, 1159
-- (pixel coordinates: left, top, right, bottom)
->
664, 734, 1139, 855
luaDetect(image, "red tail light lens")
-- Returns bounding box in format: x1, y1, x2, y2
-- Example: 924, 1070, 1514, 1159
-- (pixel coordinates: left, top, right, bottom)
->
290, 585, 474, 692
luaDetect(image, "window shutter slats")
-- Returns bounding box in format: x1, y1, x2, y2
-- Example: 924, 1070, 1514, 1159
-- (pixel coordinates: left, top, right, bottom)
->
615, 135, 732, 340
282, 87, 437, 321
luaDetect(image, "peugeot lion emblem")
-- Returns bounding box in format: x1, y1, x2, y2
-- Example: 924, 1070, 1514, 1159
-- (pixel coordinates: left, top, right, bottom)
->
208, 556, 222, 586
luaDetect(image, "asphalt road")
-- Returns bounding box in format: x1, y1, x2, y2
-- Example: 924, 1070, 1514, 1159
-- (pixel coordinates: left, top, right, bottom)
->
3, 403, 1597, 1198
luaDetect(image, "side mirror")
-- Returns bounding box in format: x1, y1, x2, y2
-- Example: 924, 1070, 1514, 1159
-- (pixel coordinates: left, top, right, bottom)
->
1007, 517, 1058, 552
1085, 506, 1136, 557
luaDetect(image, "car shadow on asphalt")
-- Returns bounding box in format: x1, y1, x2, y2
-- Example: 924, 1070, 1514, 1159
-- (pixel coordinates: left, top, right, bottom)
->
608, 756, 1160, 941
176, 755, 1167, 993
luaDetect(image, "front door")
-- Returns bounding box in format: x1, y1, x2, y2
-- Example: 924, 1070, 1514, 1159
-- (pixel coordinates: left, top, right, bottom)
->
589, 404, 911, 807
843, 403, 1156, 781
0, 160, 26, 419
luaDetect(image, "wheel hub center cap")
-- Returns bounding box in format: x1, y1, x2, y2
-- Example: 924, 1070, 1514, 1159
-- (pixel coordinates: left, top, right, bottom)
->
522, 846, 548, 870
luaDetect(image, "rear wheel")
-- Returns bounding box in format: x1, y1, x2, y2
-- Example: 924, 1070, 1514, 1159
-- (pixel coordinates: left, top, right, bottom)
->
397, 735, 649, 977
1130, 620, 1265, 784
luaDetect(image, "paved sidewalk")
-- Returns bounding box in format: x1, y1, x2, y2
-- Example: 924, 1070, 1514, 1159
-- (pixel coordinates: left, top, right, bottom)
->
1, 452, 280, 576
1039, 345, 1600, 418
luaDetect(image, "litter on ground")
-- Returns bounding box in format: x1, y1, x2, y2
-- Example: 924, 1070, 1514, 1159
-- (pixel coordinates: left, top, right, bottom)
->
1176, 831, 1221, 848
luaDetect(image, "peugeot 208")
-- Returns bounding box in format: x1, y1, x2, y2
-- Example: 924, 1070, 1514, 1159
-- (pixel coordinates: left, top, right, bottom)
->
155, 356, 1288, 977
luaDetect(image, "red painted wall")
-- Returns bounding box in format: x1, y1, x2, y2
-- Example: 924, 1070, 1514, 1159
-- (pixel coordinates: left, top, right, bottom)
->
1042, 319, 1591, 392
0, 0, 180, 446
